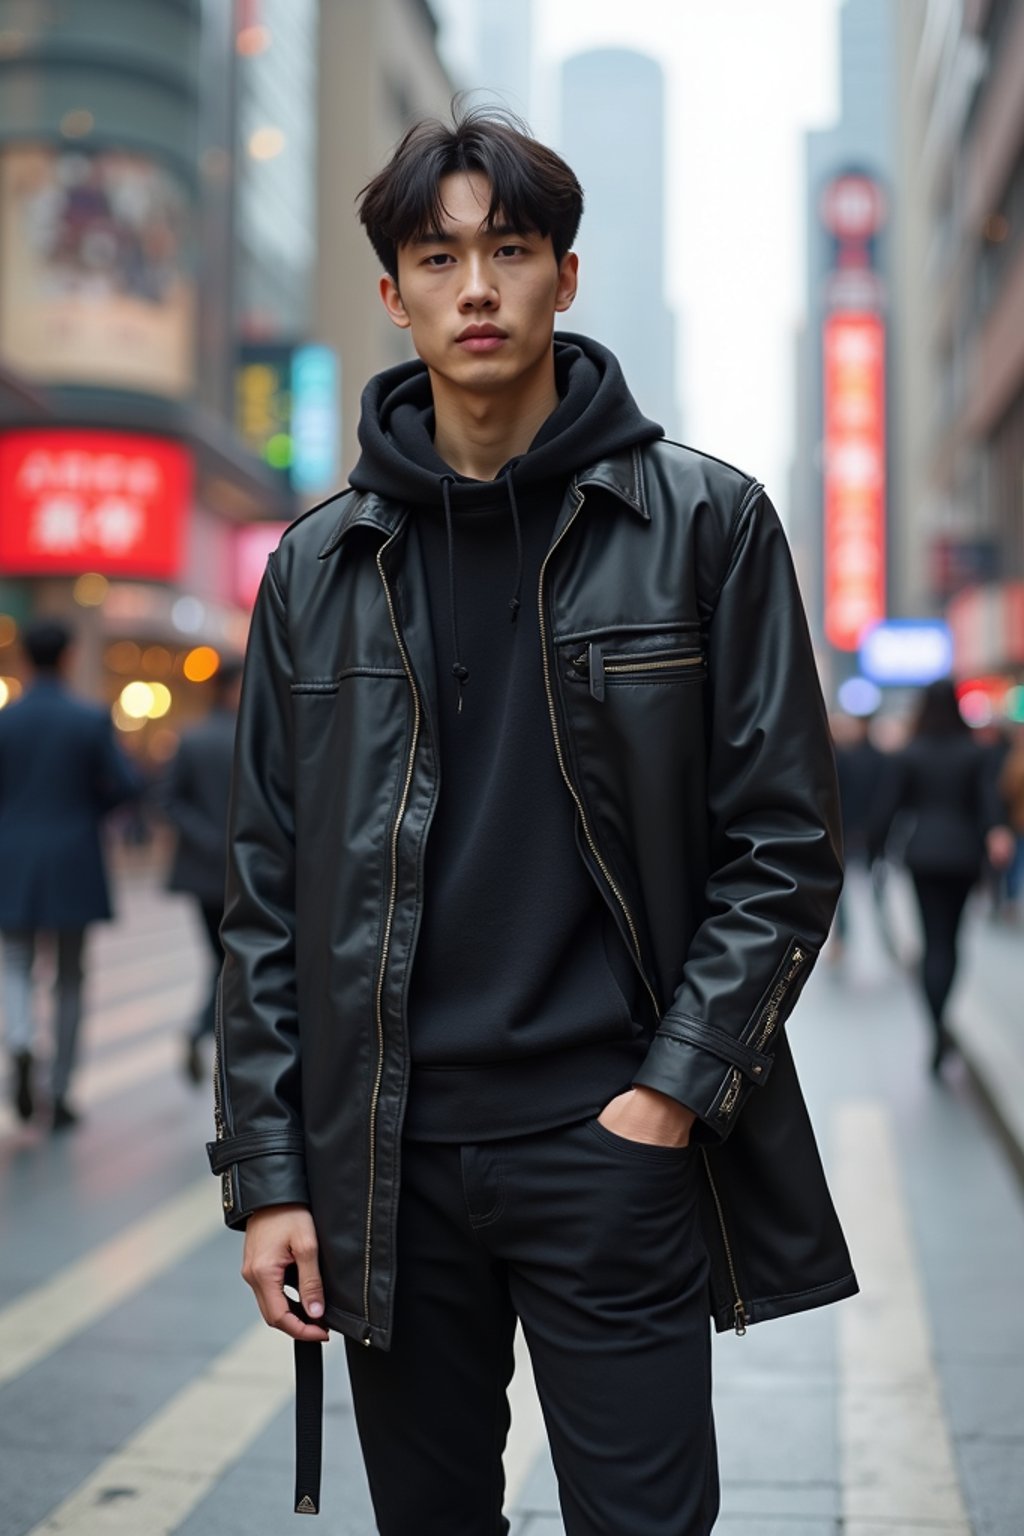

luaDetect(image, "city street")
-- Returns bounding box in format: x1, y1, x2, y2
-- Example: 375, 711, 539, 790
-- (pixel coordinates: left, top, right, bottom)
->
2, 862, 1023, 1536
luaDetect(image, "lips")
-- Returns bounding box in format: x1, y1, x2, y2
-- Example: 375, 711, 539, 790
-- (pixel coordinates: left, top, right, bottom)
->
455, 325, 508, 353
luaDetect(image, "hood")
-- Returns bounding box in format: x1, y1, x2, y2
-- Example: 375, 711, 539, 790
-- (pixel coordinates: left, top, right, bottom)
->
349, 333, 662, 712
349, 332, 662, 511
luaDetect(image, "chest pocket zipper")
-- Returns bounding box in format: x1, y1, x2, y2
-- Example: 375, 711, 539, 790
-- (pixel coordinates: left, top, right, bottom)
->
572, 642, 704, 701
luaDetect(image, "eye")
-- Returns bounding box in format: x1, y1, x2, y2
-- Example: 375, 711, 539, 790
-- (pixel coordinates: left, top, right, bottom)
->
496, 244, 526, 258
423, 252, 454, 268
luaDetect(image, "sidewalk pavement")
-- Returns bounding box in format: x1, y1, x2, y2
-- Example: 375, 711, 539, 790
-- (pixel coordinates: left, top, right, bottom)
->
956, 906, 1024, 1181
848, 862, 1024, 1181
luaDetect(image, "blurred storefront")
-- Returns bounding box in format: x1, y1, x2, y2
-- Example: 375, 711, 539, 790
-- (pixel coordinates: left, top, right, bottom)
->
0, 0, 292, 763
0, 0, 455, 766
896, 0, 1024, 697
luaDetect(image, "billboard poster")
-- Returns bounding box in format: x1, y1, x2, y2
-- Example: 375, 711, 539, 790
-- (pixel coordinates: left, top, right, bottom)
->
0, 146, 196, 398
234, 342, 339, 496
823, 311, 886, 651
0, 429, 191, 579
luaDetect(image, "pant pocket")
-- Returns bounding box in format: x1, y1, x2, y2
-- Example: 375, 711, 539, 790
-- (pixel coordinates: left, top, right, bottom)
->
583, 1115, 695, 1166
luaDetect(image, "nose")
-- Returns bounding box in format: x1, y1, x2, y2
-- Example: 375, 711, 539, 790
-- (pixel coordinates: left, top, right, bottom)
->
457, 252, 498, 312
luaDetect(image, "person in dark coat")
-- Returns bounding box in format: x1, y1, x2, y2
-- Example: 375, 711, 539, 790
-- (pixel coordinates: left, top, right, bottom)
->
869, 678, 1014, 1073
0, 618, 140, 1128
158, 662, 242, 1086
831, 711, 887, 961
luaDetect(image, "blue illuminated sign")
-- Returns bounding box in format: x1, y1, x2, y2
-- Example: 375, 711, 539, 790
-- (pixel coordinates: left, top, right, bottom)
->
291, 345, 339, 496
858, 620, 953, 686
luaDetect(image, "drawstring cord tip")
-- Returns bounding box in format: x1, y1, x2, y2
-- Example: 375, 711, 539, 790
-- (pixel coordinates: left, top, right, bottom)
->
452, 660, 468, 713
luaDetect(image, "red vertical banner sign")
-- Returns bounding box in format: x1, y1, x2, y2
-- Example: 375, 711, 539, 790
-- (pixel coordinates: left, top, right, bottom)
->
823, 312, 886, 650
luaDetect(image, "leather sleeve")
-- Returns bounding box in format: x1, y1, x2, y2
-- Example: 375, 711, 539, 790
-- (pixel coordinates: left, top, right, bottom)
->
633, 490, 843, 1138
207, 555, 310, 1225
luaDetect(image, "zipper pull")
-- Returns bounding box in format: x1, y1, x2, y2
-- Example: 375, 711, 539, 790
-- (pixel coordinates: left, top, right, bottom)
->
588, 642, 605, 702
733, 1300, 748, 1337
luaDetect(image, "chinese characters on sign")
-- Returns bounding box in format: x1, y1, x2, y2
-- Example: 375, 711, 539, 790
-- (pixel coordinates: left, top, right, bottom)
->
0, 429, 191, 578
823, 312, 886, 651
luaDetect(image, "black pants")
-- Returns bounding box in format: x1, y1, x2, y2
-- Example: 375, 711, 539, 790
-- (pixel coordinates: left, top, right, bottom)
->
910, 872, 974, 1036
345, 1119, 719, 1536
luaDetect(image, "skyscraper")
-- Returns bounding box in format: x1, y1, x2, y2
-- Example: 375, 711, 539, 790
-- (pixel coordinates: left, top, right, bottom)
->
559, 49, 682, 438
475, 0, 533, 120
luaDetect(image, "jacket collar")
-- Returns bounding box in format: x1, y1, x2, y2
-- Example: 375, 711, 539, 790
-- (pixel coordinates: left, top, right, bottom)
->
316, 445, 650, 560
575, 445, 650, 519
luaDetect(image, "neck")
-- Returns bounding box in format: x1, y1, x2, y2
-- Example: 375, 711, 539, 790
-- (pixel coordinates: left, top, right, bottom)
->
430, 350, 559, 481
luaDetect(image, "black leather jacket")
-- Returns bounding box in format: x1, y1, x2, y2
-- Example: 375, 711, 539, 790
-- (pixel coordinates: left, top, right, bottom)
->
209, 440, 856, 1350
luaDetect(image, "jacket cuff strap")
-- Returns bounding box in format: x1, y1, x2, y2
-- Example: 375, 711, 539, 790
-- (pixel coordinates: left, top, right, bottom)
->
206, 1129, 306, 1173
633, 1029, 767, 1139
655, 1015, 775, 1085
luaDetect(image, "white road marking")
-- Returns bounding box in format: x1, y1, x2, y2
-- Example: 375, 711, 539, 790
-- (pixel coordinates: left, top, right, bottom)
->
835, 1100, 971, 1534
0, 1178, 222, 1388
0, 1029, 192, 1138
505, 1324, 548, 1506
23, 1322, 291, 1534
85, 981, 198, 1047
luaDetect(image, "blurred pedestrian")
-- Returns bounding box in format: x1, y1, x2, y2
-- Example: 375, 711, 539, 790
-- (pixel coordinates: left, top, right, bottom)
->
830, 711, 887, 965
0, 618, 139, 1129
997, 722, 1024, 919
869, 679, 1014, 1073
158, 661, 242, 1087
209, 107, 855, 1532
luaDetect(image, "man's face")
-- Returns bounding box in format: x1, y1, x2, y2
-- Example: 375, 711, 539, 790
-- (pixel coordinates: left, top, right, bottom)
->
380, 171, 578, 394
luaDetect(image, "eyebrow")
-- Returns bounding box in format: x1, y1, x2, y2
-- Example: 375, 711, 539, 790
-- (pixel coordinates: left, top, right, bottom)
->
410, 222, 531, 247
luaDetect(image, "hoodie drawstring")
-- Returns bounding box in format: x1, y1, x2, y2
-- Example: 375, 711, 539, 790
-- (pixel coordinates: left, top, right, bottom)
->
441, 475, 469, 712
504, 470, 523, 622
441, 468, 525, 714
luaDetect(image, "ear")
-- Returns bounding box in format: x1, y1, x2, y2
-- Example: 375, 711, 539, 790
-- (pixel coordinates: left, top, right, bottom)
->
554, 251, 579, 314
379, 273, 411, 330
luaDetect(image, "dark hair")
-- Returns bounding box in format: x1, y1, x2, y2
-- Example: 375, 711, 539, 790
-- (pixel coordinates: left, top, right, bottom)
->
911, 678, 968, 739
357, 103, 583, 280
23, 618, 72, 672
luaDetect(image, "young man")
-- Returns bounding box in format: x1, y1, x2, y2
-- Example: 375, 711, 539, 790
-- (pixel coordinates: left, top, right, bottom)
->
209, 110, 855, 1535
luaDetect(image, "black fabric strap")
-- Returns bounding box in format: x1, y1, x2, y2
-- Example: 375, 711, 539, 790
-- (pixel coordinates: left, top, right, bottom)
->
289, 1286, 323, 1516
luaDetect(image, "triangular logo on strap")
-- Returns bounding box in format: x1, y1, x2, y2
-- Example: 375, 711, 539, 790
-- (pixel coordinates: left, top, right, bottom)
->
295, 1494, 318, 1515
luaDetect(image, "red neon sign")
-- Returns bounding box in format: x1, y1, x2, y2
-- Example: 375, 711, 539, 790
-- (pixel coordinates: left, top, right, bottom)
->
234, 521, 290, 609
823, 313, 886, 650
0, 429, 191, 578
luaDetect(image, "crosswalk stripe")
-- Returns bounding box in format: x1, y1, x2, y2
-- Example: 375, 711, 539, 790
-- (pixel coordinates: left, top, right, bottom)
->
23, 1321, 291, 1534
0, 1178, 222, 1388
835, 1100, 971, 1534
505, 1325, 548, 1507
0, 1032, 188, 1139
86, 982, 198, 1048
90, 950, 201, 1007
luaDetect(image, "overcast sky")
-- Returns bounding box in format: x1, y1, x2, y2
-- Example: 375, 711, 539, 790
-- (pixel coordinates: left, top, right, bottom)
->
433, 0, 843, 515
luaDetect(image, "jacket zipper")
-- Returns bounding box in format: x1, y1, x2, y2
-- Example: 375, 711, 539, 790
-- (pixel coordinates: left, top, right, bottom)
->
605, 655, 703, 675
538, 488, 660, 1019
212, 977, 232, 1212
363, 539, 421, 1335
701, 1149, 748, 1335
751, 943, 807, 1053
717, 1068, 743, 1122
572, 645, 703, 702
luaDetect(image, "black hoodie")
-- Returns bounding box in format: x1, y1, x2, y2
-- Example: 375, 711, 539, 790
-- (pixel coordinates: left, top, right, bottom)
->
350, 335, 663, 1140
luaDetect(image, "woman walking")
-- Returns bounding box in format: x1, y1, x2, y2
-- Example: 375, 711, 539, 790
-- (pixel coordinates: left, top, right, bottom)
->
871, 680, 1013, 1073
